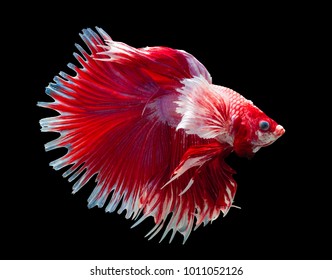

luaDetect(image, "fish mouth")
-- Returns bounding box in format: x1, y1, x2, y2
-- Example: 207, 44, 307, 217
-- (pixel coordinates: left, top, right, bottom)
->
275, 125, 285, 137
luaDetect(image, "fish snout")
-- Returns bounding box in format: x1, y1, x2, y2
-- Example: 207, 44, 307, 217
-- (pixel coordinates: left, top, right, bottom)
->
275, 124, 285, 137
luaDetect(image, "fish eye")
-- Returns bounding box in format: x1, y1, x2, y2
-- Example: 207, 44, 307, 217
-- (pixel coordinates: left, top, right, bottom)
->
259, 120, 270, 131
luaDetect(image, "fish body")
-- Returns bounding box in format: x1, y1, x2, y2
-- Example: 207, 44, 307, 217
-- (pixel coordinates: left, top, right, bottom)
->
38, 27, 285, 243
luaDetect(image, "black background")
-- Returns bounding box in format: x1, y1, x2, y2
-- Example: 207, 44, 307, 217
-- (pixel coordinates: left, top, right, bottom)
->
4, 3, 329, 260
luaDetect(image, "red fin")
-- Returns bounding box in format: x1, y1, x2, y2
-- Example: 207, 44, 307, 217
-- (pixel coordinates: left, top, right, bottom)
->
128, 140, 237, 244
160, 142, 237, 237
38, 27, 236, 243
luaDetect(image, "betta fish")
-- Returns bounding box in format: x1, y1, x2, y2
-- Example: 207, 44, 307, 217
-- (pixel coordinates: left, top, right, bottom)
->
38, 27, 285, 243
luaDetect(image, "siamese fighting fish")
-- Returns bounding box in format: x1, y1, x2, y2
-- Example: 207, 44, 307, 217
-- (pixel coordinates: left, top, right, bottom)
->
38, 27, 285, 243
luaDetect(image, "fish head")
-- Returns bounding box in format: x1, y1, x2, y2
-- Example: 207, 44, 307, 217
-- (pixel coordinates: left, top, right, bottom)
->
232, 103, 285, 158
